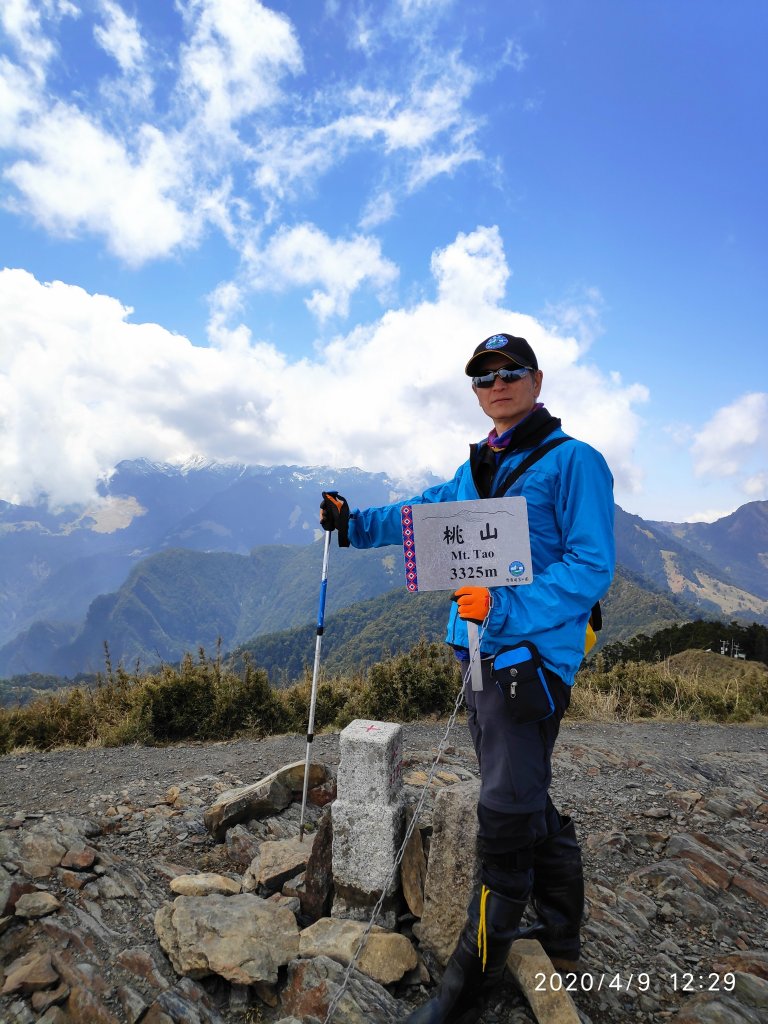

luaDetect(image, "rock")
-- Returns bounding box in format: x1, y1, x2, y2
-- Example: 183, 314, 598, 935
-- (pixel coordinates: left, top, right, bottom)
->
115, 984, 148, 1024
629, 858, 708, 895
585, 831, 632, 854
506, 939, 581, 1023
204, 777, 292, 841
145, 980, 228, 1023
417, 780, 479, 966
252, 979, 279, 1006
665, 833, 734, 889
713, 951, 768, 981
114, 946, 170, 991
169, 873, 241, 897
674, 993, 765, 1023
1, 874, 37, 915
2, 952, 59, 995
668, 789, 704, 811
301, 807, 334, 922
731, 873, 768, 908
662, 887, 719, 922
282, 873, 305, 899
37, 1008, 67, 1024
270, 893, 301, 913
400, 808, 426, 918
57, 868, 95, 890
14, 891, 61, 918
224, 825, 261, 869
154, 893, 299, 984
60, 844, 98, 870
642, 806, 671, 818
67, 984, 122, 1024
299, 918, 418, 985
734, 971, 768, 1010
243, 836, 315, 895
280, 954, 402, 1024
308, 780, 337, 807
31, 982, 70, 1014
203, 761, 331, 841
18, 830, 67, 878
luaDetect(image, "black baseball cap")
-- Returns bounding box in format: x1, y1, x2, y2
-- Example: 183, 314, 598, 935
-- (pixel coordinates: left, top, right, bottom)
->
465, 333, 538, 376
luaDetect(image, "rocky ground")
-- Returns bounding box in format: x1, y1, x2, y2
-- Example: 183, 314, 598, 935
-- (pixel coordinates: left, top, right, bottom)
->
1, 719, 767, 1024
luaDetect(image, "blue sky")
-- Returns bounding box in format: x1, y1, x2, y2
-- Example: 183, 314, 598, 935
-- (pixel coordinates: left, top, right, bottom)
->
0, 0, 766, 522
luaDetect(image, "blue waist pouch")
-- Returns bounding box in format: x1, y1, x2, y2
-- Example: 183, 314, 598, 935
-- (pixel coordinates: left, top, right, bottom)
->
491, 642, 555, 723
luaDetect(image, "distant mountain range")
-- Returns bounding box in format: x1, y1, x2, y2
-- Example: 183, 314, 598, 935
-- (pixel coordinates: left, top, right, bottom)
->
1, 459, 766, 680
0, 459, 410, 646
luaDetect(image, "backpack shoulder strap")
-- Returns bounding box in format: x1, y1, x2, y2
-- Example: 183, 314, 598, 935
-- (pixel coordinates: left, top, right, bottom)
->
492, 435, 572, 498
491, 434, 604, 637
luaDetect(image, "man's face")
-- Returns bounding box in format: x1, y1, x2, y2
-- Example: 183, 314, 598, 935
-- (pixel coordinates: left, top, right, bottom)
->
472, 355, 543, 432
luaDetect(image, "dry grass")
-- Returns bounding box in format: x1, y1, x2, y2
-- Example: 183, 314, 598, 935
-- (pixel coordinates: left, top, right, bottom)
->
573, 650, 768, 723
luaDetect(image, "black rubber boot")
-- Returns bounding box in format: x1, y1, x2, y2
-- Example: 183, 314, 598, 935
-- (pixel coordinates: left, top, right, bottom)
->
530, 815, 584, 962
405, 887, 527, 1024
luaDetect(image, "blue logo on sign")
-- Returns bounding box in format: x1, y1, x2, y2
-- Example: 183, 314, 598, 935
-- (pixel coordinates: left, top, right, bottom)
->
485, 335, 507, 350
508, 561, 525, 576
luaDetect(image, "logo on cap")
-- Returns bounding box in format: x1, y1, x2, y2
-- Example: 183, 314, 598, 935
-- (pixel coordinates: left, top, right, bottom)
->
484, 335, 507, 350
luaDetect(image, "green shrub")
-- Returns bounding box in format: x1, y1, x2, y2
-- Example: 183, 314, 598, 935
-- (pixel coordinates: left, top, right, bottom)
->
357, 639, 461, 722
278, 672, 362, 733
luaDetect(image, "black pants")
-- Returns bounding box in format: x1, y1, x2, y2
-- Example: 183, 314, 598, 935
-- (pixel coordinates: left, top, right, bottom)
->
464, 659, 572, 897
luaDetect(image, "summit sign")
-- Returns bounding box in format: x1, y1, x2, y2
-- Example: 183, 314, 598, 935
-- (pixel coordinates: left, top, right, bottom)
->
401, 498, 533, 593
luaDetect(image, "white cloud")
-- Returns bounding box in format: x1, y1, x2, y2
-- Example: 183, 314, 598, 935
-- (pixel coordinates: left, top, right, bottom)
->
0, 57, 41, 146
94, 1, 146, 73
0, 1, 79, 79
246, 223, 399, 321
4, 105, 193, 263
253, 56, 482, 218
744, 473, 767, 499
1, 0, 55, 77
502, 38, 528, 73
691, 393, 768, 477
1, 0, 490, 265
685, 507, 744, 524
359, 189, 396, 230
177, 0, 303, 133
542, 287, 605, 352
0, 228, 647, 508
397, 0, 455, 16
431, 225, 509, 307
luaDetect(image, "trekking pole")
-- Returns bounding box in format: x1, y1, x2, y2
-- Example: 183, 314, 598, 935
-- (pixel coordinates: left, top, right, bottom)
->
299, 528, 332, 841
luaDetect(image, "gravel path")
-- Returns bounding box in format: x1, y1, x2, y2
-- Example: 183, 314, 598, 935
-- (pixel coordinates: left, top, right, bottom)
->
3, 719, 766, 815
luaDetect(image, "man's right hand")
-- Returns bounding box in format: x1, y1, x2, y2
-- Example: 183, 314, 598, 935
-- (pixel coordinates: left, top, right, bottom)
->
320, 491, 350, 547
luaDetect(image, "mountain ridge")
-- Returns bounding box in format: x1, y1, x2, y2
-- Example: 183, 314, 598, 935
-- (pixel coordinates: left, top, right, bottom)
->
1, 460, 766, 678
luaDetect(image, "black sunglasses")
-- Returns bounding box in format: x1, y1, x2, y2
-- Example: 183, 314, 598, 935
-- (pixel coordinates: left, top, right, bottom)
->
472, 366, 532, 389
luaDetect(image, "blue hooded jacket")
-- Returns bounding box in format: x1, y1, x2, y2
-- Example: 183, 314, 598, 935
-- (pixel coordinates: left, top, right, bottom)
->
348, 415, 615, 686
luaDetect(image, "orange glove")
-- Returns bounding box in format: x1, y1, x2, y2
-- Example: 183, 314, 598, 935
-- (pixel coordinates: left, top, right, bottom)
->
453, 586, 491, 623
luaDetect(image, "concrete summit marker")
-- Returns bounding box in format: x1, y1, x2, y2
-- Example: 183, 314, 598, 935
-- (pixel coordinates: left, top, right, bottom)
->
331, 720, 404, 928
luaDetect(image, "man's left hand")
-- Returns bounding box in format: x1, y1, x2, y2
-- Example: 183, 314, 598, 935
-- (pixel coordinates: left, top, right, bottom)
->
453, 586, 491, 623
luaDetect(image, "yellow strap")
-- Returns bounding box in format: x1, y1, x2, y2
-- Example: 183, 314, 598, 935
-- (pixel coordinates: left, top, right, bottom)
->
477, 885, 490, 970
584, 622, 597, 655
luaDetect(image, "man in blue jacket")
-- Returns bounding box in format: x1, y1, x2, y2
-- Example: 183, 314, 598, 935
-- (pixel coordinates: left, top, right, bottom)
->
321, 333, 614, 1023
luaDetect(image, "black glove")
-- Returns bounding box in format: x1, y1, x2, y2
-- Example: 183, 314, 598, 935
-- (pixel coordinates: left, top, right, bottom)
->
320, 491, 350, 547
